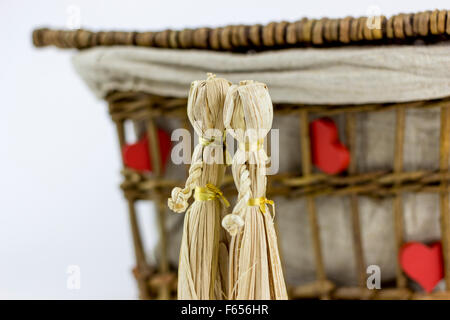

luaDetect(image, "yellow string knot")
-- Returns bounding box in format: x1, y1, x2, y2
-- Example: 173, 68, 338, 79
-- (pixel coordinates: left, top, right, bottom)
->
239, 139, 264, 152
194, 183, 230, 207
199, 136, 217, 146
248, 197, 275, 216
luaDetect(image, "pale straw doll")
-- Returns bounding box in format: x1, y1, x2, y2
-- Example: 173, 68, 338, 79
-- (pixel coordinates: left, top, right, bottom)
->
222, 80, 288, 300
168, 74, 231, 299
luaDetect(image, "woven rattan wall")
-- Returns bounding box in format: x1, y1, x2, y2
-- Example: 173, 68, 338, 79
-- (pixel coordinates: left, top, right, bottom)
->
107, 91, 450, 300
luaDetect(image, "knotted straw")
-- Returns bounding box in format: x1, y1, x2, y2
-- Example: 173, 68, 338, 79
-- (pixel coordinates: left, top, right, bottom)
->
222, 80, 288, 300
168, 74, 231, 299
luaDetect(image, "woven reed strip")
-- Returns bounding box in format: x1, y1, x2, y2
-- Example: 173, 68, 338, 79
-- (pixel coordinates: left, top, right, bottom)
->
440, 106, 450, 288
290, 281, 450, 299
299, 110, 329, 298
148, 271, 450, 300
288, 280, 450, 299
393, 108, 408, 288
267, 130, 288, 283
282, 170, 450, 197
120, 169, 450, 198
345, 113, 366, 287
33, 10, 450, 51
144, 270, 450, 300
333, 287, 450, 300
256, 99, 450, 116
182, 118, 192, 179
147, 120, 162, 176
114, 120, 152, 299
121, 167, 450, 195
146, 118, 171, 299
296, 183, 450, 198
294, 178, 445, 196
289, 280, 336, 299
292, 285, 450, 300
116, 115, 171, 299
127, 200, 152, 299
106, 92, 450, 121
148, 272, 177, 298
283, 170, 450, 187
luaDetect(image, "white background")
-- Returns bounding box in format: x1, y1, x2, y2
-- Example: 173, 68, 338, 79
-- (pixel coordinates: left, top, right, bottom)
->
0, 0, 448, 299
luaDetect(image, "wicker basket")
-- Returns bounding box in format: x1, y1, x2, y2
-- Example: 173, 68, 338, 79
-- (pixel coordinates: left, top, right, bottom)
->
33, 9, 450, 300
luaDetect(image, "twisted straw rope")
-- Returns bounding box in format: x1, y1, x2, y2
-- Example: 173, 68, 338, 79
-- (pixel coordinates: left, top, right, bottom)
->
168, 161, 202, 213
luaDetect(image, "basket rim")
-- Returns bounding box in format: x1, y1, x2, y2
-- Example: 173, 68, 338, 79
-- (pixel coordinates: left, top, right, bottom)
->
33, 9, 450, 52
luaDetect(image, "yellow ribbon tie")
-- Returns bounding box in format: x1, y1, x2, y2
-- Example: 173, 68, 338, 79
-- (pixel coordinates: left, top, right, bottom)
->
248, 197, 275, 216
239, 139, 264, 152
199, 136, 216, 146
194, 183, 230, 207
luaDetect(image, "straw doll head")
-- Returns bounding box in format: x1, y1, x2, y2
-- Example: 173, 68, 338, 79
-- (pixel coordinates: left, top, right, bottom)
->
168, 74, 230, 212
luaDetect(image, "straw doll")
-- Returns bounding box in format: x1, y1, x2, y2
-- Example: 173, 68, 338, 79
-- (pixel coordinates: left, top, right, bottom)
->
222, 81, 288, 300
168, 74, 230, 299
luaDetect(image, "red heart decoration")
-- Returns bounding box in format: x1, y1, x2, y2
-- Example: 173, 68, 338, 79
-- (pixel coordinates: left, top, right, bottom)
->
122, 129, 171, 173
399, 242, 444, 293
310, 118, 350, 174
